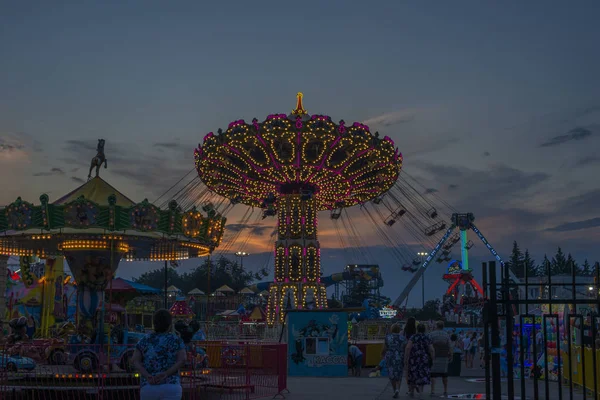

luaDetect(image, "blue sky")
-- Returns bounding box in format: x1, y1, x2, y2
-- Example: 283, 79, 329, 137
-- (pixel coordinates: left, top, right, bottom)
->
1, 1, 599, 305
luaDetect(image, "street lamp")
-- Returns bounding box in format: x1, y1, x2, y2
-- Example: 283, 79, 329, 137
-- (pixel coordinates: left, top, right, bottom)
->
417, 252, 428, 308
235, 251, 249, 269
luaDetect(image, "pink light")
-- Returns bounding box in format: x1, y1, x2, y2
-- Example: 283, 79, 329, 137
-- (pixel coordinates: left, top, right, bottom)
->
301, 217, 305, 225
285, 278, 289, 283
285, 248, 289, 256
302, 248, 307, 256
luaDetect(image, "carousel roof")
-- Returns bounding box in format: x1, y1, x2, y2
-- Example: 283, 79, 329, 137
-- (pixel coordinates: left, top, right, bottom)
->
53, 176, 135, 207
238, 287, 255, 294
188, 288, 205, 295
167, 285, 180, 292
0, 140, 227, 261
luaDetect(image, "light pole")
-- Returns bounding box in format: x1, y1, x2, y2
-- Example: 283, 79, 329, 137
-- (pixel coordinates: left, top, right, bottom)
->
418, 252, 428, 308
235, 251, 249, 269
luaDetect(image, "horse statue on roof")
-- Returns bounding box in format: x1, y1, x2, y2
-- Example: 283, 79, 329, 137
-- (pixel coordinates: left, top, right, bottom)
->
88, 139, 108, 180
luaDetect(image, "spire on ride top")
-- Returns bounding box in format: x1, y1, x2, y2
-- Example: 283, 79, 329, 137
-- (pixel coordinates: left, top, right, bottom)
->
291, 92, 308, 116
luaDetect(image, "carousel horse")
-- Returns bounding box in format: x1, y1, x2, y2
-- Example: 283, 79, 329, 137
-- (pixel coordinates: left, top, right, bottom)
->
88, 139, 108, 180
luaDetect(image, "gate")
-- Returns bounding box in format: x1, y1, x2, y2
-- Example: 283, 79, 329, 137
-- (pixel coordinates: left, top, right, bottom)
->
482, 261, 600, 400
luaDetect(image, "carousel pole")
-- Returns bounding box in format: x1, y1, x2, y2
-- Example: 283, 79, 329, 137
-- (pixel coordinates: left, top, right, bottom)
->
206, 253, 211, 319
164, 260, 168, 309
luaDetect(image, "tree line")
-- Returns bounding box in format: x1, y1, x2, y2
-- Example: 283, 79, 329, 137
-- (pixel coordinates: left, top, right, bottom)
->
508, 241, 599, 278
133, 256, 269, 295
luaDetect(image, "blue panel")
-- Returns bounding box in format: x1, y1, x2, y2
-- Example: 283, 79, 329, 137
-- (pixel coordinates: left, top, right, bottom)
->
287, 311, 348, 377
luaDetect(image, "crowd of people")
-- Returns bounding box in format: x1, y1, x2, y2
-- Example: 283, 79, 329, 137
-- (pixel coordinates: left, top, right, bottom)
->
357, 319, 485, 398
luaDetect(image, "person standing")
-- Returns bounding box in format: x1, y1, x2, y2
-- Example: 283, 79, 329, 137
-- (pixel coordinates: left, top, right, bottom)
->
428, 321, 452, 397
382, 323, 407, 398
462, 332, 472, 368
404, 317, 417, 340
133, 309, 187, 400
348, 344, 363, 377
405, 324, 435, 397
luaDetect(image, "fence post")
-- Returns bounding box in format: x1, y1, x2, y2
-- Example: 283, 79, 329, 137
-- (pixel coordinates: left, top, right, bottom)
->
489, 261, 502, 399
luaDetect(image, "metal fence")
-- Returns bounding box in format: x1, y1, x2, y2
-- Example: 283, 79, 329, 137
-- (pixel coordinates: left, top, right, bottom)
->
482, 260, 600, 400
0, 341, 287, 400
201, 322, 283, 342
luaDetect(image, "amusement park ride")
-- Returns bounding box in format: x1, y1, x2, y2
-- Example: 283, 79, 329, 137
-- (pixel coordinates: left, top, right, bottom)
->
195, 93, 402, 323
393, 212, 520, 312
0, 142, 226, 351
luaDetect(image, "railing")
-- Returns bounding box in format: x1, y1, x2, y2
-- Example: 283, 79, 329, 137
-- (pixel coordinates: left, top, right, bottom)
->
201, 322, 283, 342
0, 341, 287, 399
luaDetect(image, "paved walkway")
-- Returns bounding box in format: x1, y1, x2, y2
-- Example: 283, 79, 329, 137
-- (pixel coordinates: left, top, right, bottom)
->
283, 375, 589, 399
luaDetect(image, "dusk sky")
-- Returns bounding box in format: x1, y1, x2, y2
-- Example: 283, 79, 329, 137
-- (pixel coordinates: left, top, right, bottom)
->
1, 2, 599, 305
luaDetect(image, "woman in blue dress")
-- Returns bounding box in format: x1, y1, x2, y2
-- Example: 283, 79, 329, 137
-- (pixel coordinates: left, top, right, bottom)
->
404, 323, 435, 397
133, 309, 187, 400
382, 323, 406, 399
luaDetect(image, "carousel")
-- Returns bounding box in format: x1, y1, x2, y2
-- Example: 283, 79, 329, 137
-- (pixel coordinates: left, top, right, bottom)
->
0, 139, 226, 345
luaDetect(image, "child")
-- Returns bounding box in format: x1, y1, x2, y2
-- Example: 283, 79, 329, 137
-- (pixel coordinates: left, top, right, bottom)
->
369, 358, 387, 377
348, 344, 363, 377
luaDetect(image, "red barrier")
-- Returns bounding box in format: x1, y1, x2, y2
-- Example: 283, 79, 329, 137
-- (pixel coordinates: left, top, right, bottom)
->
0, 341, 288, 399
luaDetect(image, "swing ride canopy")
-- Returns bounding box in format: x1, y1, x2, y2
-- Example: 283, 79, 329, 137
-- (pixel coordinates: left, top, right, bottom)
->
194, 93, 402, 210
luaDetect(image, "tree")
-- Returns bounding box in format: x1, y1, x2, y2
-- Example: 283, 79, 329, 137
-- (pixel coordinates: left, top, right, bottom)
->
538, 255, 551, 277
133, 256, 267, 295
566, 253, 579, 275
581, 259, 593, 276
551, 247, 569, 275
522, 249, 537, 278
509, 241, 524, 278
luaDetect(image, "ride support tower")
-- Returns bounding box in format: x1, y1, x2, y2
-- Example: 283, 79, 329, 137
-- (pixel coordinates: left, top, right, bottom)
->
195, 93, 402, 324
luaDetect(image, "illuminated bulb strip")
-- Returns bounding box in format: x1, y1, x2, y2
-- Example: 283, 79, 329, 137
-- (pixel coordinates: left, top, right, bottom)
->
60, 240, 129, 253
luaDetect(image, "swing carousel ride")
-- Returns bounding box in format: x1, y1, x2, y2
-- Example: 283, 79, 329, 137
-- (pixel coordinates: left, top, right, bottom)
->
194, 93, 402, 324
156, 93, 512, 325
0, 141, 226, 341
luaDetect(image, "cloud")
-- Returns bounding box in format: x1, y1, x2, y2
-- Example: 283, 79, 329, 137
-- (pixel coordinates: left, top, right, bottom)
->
153, 142, 187, 150
540, 127, 594, 147
62, 139, 193, 196
561, 188, 600, 214
71, 176, 85, 184
33, 167, 65, 177
0, 133, 37, 161
424, 188, 438, 194
225, 223, 272, 236
410, 162, 551, 213
547, 217, 600, 232
483, 151, 491, 157
573, 155, 600, 168
64, 140, 99, 153
363, 109, 417, 127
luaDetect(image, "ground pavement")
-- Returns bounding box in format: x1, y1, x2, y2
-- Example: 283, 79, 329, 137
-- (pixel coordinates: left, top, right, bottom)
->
282, 367, 588, 399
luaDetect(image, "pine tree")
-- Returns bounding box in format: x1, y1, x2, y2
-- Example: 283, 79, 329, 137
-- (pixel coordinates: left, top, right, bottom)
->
566, 253, 579, 275
523, 249, 537, 278
581, 259, 593, 276
538, 255, 551, 277
551, 247, 568, 275
509, 241, 525, 278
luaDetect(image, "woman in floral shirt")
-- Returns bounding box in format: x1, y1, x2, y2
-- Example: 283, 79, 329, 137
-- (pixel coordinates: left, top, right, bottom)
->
133, 309, 187, 400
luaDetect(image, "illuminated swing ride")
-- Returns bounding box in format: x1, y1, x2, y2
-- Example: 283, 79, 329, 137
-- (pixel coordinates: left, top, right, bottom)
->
194, 93, 403, 323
